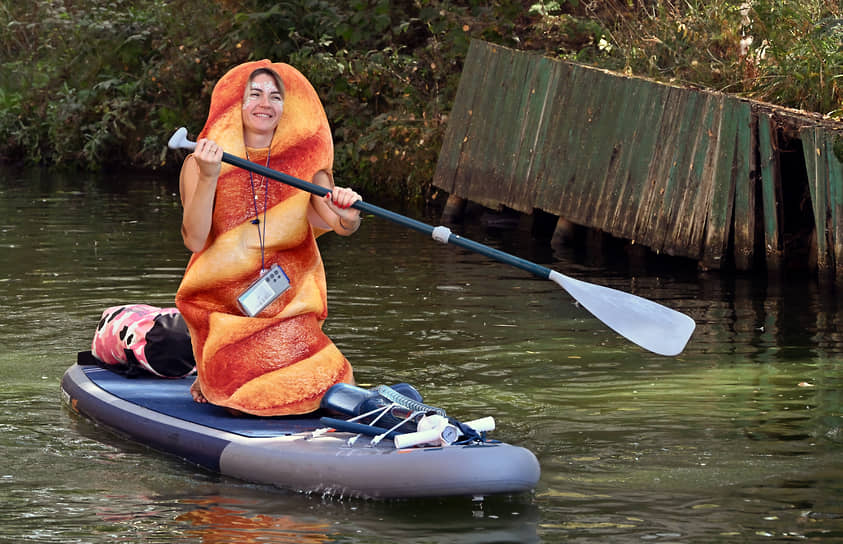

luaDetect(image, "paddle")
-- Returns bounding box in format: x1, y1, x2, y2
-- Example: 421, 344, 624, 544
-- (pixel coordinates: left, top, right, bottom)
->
168, 127, 695, 356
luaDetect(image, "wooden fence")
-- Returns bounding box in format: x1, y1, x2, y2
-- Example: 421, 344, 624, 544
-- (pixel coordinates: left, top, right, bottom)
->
433, 40, 843, 278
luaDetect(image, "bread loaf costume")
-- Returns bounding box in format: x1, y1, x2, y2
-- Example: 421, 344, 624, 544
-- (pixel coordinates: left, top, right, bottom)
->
175, 60, 354, 416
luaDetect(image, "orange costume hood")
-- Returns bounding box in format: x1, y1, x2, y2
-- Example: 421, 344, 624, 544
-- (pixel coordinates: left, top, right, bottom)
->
175, 60, 353, 416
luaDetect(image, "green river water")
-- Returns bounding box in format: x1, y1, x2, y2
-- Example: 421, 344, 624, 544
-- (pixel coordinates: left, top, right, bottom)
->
0, 165, 841, 543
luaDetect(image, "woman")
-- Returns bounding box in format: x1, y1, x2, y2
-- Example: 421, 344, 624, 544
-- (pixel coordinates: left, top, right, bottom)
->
175, 60, 360, 416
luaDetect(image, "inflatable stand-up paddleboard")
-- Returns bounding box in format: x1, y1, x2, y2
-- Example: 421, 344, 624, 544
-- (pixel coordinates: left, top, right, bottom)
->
61, 362, 540, 499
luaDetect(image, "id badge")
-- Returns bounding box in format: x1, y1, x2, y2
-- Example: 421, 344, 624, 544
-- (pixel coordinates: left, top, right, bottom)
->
237, 264, 291, 317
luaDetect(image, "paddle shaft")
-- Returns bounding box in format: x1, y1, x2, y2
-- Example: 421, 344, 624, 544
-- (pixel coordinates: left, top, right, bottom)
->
220, 151, 552, 280
169, 127, 695, 355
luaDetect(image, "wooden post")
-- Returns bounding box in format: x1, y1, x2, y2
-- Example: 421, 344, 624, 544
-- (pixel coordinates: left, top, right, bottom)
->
441, 194, 466, 223
551, 216, 577, 248
757, 112, 783, 273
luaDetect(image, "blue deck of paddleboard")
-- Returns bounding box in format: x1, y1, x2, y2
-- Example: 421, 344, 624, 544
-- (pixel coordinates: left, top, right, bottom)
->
81, 365, 323, 437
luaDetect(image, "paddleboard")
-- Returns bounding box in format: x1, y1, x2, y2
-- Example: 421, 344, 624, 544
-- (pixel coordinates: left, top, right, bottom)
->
61, 363, 541, 499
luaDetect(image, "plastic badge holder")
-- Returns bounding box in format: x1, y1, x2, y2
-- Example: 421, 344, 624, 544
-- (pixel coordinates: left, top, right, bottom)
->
237, 264, 291, 317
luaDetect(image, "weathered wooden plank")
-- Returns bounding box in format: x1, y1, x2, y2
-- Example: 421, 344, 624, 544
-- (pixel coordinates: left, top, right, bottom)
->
464, 45, 513, 207
731, 100, 755, 270
498, 52, 550, 212
452, 44, 508, 209
592, 73, 646, 235
641, 88, 696, 252
503, 55, 551, 210
802, 127, 829, 270
495, 50, 534, 207
516, 58, 570, 213
587, 72, 660, 233
757, 111, 783, 269
566, 67, 604, 222
823, 130, 843, 278
572, 68, 622, 226
433, 40, 489, 193
564, 66, 604, 216
613, 77, 669, 242
655, 88, 708, 256
602, 76, 658, 239
634, 85, 691, 251
484, 48, 534, 211
701, 97, 739, 269
681, 93, 724, 259
548, 66, 603, 222
534, 62, 586, 214
439, 41, 494, 197
630, 84, 676, 245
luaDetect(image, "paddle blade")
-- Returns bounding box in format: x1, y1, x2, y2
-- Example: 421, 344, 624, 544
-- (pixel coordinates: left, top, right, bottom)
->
549, 271, 695, 356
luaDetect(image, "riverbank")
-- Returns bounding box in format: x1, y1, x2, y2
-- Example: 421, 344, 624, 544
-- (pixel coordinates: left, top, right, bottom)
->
1, 1, 840, 201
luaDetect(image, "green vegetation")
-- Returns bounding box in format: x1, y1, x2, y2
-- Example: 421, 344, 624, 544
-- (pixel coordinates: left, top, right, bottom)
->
1, 1, 841, 200
573, 1, 843, 117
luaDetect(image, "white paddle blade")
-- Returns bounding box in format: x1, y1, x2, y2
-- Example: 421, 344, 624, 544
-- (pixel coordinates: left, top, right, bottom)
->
549, 271, 695, 356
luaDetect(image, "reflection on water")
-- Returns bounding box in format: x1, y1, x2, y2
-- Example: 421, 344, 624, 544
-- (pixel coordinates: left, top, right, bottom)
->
0, 165, 841, 542
176, 498, 335, 543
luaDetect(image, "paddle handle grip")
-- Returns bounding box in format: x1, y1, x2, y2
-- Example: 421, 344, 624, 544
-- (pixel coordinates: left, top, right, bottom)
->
168, 128, 197, 151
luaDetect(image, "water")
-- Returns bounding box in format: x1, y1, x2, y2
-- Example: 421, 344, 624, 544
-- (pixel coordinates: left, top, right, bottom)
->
0, 165, 841, 543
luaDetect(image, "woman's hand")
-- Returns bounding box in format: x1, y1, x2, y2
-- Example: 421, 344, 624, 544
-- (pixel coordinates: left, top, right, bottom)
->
308, 171, 362, 235
323, 186, 362, 232
193, 138, 223, 180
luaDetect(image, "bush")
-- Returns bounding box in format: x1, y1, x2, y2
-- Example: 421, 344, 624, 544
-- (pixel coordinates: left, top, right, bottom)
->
554, 0, 843, 115
0, 0, 245, 168
1, 0, 841, 201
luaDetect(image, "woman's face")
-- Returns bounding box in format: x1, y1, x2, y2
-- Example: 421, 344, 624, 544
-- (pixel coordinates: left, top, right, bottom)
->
242, 73, 284, 142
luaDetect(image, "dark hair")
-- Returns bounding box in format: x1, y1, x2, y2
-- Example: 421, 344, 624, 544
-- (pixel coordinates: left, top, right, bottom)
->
243, 67, 285, 102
